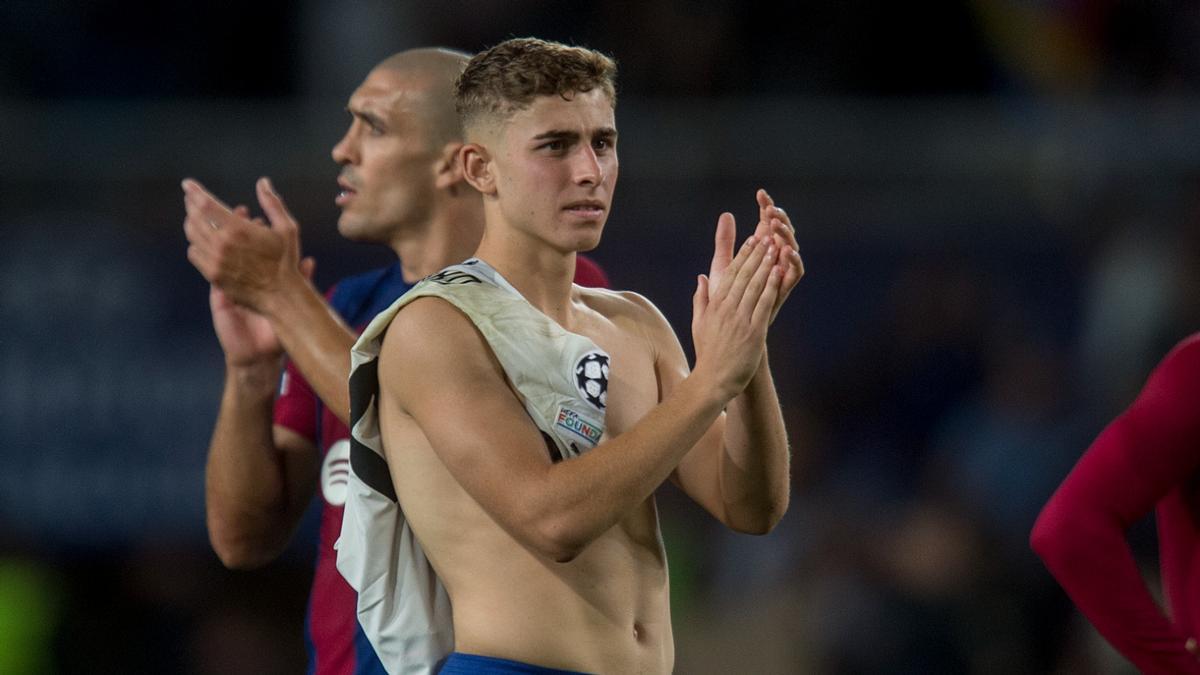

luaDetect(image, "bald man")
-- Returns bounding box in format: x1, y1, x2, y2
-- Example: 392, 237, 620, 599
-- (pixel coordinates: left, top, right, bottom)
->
182, 49, 608, 675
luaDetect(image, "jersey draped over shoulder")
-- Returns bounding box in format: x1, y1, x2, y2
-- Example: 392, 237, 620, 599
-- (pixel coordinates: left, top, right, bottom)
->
335, 258, 610, 675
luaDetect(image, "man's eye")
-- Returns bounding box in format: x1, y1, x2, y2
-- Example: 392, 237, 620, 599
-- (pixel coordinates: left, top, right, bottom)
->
594, 138, 610, 150
542, 140, 564, 151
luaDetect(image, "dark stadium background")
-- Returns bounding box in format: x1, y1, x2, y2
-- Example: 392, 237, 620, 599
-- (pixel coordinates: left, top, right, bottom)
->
2, 1, 1198, 672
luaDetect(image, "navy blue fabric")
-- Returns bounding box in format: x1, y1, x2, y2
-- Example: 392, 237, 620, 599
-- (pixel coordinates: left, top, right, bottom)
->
437, 653, 591, 675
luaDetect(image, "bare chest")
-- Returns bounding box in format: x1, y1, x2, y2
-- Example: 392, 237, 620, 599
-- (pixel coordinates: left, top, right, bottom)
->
577, 322, 661, 439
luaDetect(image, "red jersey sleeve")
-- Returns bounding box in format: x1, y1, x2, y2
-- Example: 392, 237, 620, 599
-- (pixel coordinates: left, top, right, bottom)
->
1031, 334, 1200, 674
271, 286, 340, 442
573, 255, 610, 289
273, 358, 318, 441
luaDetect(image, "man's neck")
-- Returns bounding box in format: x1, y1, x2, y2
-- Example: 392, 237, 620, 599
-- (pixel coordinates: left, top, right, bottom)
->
389, 204, 482, 285
474, 231, 579, 328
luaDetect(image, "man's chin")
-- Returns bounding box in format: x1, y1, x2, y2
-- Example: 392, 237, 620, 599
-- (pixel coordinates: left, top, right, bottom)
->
336, 216, 370, 242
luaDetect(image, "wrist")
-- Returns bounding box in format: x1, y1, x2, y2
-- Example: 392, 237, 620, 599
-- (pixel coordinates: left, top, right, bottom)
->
257, 269, 311, 321
226, 359, 282, 395
682, 363, 740, 411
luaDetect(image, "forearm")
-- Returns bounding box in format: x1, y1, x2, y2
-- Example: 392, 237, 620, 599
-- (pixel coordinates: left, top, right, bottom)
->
720, 349, 790, 532
1032, 406, 1200, 674
205, 362, 294, 568
1032, 500, 1199, 673
260, 276, 357, 426
534, 373, 729, 559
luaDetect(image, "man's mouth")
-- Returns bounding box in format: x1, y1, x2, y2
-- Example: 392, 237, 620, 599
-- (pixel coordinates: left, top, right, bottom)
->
563, 200, 605, 218
336, 180, 357, 206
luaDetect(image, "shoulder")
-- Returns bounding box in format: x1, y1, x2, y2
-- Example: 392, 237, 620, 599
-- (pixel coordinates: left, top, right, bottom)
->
576, 287, 661, 323
383, 295, 480, 352
1149, 332, 1200, 386
576, 287, 677, 351
1165, 332, 1200, 363
377, 295, 506, 410
378, 295, 497, 376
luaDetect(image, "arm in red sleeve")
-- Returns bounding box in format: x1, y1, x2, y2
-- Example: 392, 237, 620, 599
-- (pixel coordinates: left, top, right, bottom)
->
1031, 334, 1200, 674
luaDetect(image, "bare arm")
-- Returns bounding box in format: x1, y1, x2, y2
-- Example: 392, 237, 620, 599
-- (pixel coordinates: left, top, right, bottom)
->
379, 235, 783, 562
671, 190, 804, 533
183, 177, 357, 425
194, 281, 319, 569
205, 359, 319, 569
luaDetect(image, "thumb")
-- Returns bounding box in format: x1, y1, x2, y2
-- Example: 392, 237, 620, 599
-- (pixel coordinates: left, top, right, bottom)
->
711, 212, 735, 277
257, 177, 299, 237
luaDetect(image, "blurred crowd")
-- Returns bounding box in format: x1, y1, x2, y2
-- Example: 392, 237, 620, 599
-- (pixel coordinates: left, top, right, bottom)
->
3, 1, 1200, 673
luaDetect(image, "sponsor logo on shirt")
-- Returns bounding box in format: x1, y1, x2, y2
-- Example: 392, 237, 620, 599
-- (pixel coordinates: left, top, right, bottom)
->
321, 439, 351, 506
555, 406, 603, 447
426, 269, 481, 285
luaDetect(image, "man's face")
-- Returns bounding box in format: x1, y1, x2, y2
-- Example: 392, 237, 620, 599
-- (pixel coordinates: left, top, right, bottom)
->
488, 89, 618, 253
331, 67, 442, 243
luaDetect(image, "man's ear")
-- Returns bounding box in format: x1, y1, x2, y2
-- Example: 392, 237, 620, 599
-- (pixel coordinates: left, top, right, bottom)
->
459, 143, 496, 196
434, 141, 465, 191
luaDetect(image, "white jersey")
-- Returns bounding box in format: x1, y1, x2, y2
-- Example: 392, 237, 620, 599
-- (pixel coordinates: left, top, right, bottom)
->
336, 258, 610, 674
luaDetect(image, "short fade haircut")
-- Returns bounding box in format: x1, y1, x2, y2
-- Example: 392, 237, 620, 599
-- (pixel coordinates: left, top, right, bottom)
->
455, 37, 617, 134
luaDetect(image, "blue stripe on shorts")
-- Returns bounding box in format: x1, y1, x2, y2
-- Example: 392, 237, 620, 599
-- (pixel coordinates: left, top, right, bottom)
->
436, 652, 591, 674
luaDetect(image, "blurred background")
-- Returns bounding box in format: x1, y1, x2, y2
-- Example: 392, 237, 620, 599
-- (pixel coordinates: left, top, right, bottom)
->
2, 0, 1199, 672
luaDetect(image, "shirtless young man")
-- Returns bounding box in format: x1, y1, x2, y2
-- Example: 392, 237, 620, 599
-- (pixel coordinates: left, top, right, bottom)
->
182, 48, 607, 674
339, 38, 804, 674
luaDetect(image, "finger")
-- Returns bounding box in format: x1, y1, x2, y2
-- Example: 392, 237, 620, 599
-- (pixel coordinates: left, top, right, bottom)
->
738, 241, 779, 316
183, 211, 217, 249
768, 216, 796, 251
757, 188, 774, 210
710, 212, 736, 279
786, 248, 805, 283
712, 234, 760, 302
771, 253, 805, 323
753, 189, 774, 239
185, 187, 237, 234
724, 237, 770, 307
182, 178, 235, 212
772, 205, 794, 233
235, 205, 269, 227
182, 192, 216, 242
186, 243, 217, 281
752, 265, 783, 329
257, 177, 298, 237
299, 256, 317, 281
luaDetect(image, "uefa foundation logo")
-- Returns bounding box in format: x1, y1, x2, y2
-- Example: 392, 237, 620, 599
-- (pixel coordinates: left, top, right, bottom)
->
321, 439, 352, 506
574, 351, 609, 410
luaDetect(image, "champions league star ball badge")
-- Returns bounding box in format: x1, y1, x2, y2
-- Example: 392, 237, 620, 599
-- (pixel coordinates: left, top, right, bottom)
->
574, 351, 610, 410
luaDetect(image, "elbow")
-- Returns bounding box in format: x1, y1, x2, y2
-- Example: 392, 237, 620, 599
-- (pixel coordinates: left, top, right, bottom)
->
727, 494, 789, 536
536, 529, 588, 564
210, 536, 279, 570
1029, 505, 1072, 572
526, 513, 592, 563
207, 520, 281, 571
729, 508, 785, 536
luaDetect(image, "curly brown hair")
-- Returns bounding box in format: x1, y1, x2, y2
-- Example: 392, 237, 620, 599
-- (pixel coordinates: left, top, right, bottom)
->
455, 37, 617, 132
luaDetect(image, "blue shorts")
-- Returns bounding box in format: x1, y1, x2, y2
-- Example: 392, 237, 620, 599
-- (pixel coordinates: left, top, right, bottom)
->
437, 652, 591, 674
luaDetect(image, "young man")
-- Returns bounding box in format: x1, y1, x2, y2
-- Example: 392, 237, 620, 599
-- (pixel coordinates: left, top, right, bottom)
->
182, 48, 608, 675
1032, 333, 1200, 674
339, 38, 804, 674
